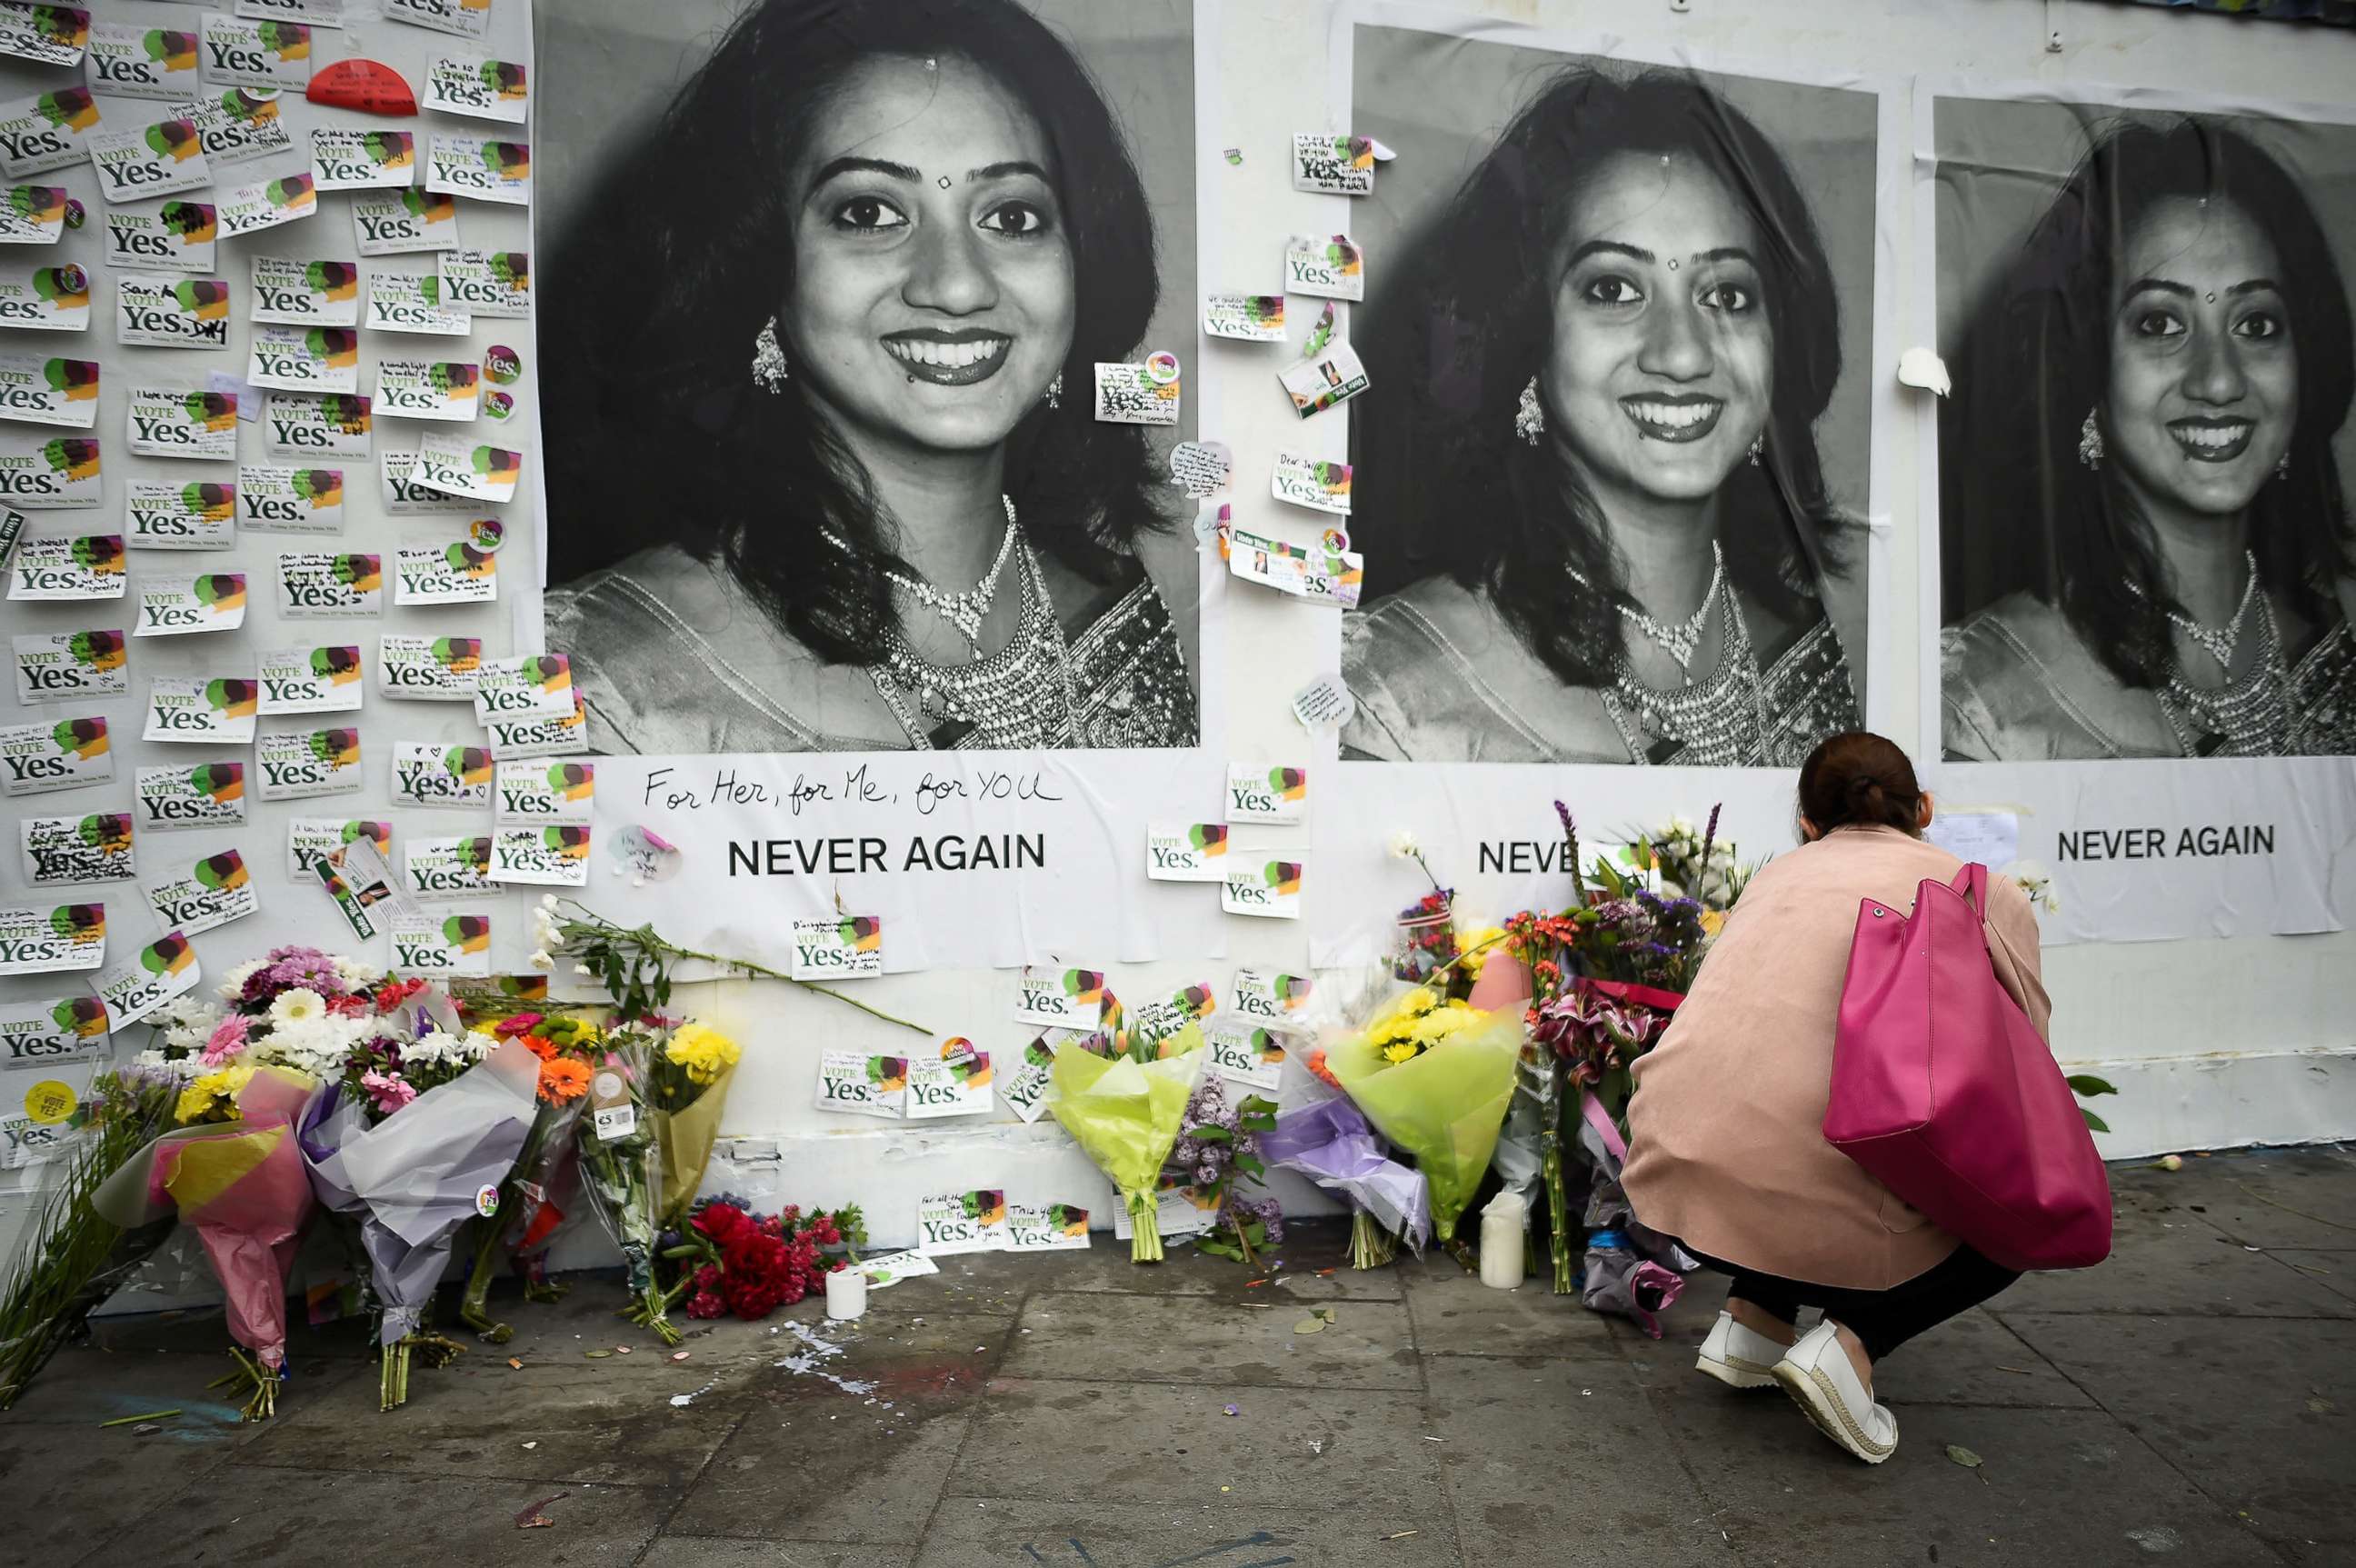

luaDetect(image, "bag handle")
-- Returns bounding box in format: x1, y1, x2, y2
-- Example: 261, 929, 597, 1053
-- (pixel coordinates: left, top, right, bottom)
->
1949, 861, 1990, 914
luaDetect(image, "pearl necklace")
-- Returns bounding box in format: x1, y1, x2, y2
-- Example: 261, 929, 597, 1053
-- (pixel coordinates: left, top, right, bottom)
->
2125, 548, 2259, 674
825, 495, 1019, 659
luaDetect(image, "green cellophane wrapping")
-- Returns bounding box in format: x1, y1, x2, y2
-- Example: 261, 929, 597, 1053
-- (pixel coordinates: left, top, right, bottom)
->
1047, 1027, 1205, 1262
1325, 1006, 1522, 1242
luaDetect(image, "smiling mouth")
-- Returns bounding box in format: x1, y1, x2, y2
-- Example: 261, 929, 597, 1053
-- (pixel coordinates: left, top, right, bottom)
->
883, 330, 1013, 387
2168, 418, 2256, 464
1621, 394, 1725, 444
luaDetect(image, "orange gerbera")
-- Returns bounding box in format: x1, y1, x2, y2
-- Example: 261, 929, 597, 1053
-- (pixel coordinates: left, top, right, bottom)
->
519, 1034, 557, 1063
537, 1056, 591, 1103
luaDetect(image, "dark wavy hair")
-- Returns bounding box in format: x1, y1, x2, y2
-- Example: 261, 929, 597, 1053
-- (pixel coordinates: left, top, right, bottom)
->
541, 0, 1168, 664
1351, 66, 1849, 688
1939, 116, 2354, 686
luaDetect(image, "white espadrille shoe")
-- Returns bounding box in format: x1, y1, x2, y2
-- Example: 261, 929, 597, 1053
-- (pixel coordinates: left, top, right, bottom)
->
1696, 1311, 1784, 1390
1771, 1321, 1898, 1463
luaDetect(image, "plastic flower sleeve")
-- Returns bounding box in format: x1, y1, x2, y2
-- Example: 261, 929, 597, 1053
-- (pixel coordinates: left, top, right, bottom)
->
321, 1039, 538, 1343
655, 1058, 735, 1232
1259, 1094, 1432, 1254
1324, 1004, 1520, 1243
576, 1030, 675, 1340
1047, 1027, 1205, 1262
93, 1064, 319, 1413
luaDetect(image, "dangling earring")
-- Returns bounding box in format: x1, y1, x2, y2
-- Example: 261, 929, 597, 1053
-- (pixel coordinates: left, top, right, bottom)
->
2078, 406, 2103, 469
1044, 373, 1062, 411
751, 315, 788, 394
1514, 376, 1544, 446
1747, 434, 1763, 467
2276, 447, 2291, 482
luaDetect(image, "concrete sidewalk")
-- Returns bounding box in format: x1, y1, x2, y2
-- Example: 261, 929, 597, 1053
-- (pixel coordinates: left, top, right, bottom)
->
1, 1145, 2350, 1567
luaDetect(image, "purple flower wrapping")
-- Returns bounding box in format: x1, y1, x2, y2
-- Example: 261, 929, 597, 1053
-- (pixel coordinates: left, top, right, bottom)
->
1260, 1095, 1432, 1250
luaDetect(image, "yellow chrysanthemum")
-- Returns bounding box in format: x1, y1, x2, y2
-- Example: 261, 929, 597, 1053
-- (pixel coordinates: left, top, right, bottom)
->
1380, 1039, 1422, 1064
174, 1064, 255, 1124
664, 1020, 741, 1085
1460, 926, 1510, 976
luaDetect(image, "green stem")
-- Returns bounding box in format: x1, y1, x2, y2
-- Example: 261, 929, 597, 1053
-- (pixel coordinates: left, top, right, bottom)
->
456, 1210, 514, 1343
1545, 1062, 1574, 1295
660, 942, 930, 1034
555, 900, 931, 1034
1128, 1193, 1162, 1263
98, 1407, 180, 1426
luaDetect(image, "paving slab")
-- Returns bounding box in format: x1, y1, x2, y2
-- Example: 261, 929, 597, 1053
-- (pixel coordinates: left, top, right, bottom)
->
69, 1465, 669, 1568
1400, 1256, 1619, 1359
1998, 1310, 2356, 1547
642, 1542, 915, 1568
2271, 1251, 2356, 1306
1422, 1353, 1726, 1566
1652, 1391, 2281, 1567
963, 1377, 1447, 1513
662, 1401, 979, 1547
2170, 1151, 2356, 1250
0, 1403, 243, 1563
655, 1311, 1012, 1544
912, 1499, 1461, 1568
1003, 1290, 1421, 1390
1998, 1211, 2352, 1319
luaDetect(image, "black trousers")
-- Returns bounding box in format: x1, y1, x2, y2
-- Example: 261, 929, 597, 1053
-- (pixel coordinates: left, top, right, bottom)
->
1698, 1244, 2021, 1363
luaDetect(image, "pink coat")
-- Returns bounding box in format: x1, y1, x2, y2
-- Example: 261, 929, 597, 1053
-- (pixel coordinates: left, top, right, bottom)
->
1621, 824, 2052, 1290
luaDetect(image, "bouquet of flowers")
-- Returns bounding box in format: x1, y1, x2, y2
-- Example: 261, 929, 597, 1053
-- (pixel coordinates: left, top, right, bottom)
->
652, 1019, 739, 1232
660, 1196, 864, 1322
0, 1053, 193, 1408
1315, 985, 1520, 1264
575, 1024, 669, 1338
296, 993, 537, 1410
577, 1019, 741, 1343
1048, 1024, 1207, 1262
456, 1012, 602, 1342
1260, 1059, 1430, 1270
91, 1062, 318, 1419
1165, 1076, 1282, 1265
1505, 803, 1737, 1294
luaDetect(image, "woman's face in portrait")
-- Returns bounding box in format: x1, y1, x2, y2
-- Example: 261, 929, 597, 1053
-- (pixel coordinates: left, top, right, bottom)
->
1540, 150, 1774, 511
784, 55, 1076, 458
2103, 196, 2298, 527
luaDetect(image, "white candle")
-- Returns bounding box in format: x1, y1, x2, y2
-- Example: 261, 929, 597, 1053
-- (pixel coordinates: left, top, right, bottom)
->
824, 1264, 867, 1320
1478, 1190, 1526, 1289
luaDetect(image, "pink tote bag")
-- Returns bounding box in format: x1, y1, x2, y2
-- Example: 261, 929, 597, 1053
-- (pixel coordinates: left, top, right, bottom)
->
1825, 864, 2111, 1273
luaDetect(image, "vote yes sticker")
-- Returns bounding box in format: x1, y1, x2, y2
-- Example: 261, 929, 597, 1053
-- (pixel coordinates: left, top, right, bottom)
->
23, 1078, 74, 1124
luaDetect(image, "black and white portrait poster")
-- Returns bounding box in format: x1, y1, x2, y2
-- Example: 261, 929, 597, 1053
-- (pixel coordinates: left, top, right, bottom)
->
540, 0, 1203, 755
1313, 9, 1900, 964
1922, 82, 2356, 944
1337, 20, 1884, 770
534, 0, 1233, 970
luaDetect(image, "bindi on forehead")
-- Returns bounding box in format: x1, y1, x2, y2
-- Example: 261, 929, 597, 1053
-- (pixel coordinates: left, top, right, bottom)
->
804, 55, 1050, 191
1557, 152, 1756, 261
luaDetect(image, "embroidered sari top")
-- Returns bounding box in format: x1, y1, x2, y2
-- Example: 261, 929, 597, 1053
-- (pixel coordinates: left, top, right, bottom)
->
1339, 574, 1860, 766
1942, 592, 2356, 759
544, 544, 1195, 754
